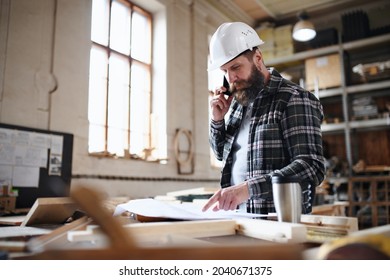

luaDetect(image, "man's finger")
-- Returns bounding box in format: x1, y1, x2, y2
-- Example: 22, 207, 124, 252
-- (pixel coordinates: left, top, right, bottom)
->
202, 190, 221, 212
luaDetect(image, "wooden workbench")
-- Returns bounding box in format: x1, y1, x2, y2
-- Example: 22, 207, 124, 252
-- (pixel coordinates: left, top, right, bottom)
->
5, 185, 387, 260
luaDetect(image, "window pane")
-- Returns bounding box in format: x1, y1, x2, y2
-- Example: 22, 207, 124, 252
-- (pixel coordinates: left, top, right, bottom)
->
110, 0, 131, 55
89, 124, 105, 153
91, 0, 109, 46
131, 11, 151, 63
88, 45, 108, 126
107, 126, 127, 157
130, 62, 151, 155
107, 53, 130, 155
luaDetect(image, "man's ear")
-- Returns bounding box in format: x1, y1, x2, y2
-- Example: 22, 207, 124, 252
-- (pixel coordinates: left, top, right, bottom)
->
253, 49, 263, 67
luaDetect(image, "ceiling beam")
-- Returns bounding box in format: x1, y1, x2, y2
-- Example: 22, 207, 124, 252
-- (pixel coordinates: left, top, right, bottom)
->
253, 0, 276, 19
205, 0, 255, 26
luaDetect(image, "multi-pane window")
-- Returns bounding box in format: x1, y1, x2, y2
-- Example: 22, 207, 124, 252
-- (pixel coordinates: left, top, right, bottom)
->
88, 0, 152, 159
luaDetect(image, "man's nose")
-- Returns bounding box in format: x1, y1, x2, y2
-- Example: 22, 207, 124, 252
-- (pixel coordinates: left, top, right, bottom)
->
227, 72, 237, 84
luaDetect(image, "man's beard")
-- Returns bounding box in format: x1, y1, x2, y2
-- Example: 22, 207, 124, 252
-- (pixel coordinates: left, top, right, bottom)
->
230, 64, 265, 106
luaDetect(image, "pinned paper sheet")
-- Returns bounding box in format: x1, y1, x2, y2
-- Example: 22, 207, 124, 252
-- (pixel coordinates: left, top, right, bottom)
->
114, 198, 270, 220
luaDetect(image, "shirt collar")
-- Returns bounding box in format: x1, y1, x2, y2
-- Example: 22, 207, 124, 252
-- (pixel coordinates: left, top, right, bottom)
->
263, 67, 283, 95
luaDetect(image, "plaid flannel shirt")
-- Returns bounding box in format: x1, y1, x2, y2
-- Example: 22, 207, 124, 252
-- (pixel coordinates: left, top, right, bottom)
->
210, 68, 325, 214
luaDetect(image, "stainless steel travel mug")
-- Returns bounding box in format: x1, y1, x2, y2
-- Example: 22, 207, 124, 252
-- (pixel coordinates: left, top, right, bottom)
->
272, 174, 302, 223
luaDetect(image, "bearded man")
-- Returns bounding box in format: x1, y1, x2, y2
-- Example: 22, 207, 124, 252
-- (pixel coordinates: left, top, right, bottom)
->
202, 22, 325, 215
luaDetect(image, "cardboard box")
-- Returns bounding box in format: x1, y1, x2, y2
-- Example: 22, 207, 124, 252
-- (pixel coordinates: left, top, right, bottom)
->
262, 49, 275, 63
0, 196, 16, 213
305, 54, 342, 90
274, 24, 293, 46
256, 27, 275, 50
275, 45, 294, 58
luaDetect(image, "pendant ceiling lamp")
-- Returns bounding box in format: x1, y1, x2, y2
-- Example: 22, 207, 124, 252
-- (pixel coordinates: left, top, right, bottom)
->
292, 11, 316, 42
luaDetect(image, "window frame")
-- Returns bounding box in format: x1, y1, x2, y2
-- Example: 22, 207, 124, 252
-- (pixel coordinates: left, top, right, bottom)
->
88, 0, 154, 160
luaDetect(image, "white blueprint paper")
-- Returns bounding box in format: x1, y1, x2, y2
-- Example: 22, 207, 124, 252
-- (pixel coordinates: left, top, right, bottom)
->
113, 198, 270, 220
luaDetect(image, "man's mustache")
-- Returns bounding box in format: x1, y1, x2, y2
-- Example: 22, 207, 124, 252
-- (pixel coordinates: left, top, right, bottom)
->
231, 80, 250, 93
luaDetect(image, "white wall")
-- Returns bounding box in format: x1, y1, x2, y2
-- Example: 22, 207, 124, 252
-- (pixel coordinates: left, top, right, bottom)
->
0, 0, 233, 198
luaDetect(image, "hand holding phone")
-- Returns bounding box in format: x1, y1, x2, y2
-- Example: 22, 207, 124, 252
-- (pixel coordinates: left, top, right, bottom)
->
223, 77, 232, 96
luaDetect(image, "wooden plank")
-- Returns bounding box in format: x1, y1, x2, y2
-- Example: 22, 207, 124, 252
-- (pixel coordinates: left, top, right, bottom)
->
301, 214, 358, 232
20, 197, 78, 226
0, 226, 51, 253
312, 202, 349, 216
235, 219, 307, 243
68, 219, 237, 244
301, 214, 358, 243
125, 219, 237, 238
26, 216, 91, 253
0, 215, 26, 226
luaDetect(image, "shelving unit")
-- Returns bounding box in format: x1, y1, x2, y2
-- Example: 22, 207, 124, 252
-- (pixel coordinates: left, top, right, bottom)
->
266, 33, 390, 222
267, 33, 390, 171
348, 176, 390, 229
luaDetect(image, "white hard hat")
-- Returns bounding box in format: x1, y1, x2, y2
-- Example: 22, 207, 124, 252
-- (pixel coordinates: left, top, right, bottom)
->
208, 22, 264, 71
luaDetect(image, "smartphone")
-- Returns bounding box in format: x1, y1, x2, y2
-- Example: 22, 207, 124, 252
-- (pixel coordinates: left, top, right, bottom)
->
223, 77, 232, 96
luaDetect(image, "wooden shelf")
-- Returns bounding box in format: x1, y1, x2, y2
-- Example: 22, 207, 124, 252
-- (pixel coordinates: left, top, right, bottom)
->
267, 45, 339, 65
342, 33, 390, 51
267, 34, 390, 67
326, 177, 349, 185
350, 117, 390, 129
317, 80, 390, 99
318, 87, 343, 98
346, 80, 390, 94
321, 122, 346, 132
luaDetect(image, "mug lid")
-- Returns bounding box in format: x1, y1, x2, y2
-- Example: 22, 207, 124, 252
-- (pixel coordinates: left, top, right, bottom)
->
271, 174, 301, 184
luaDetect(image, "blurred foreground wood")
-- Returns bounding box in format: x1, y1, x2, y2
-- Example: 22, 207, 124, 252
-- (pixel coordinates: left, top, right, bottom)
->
21, 243, 303, 260
18, 185, 304, 260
